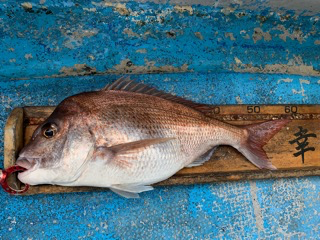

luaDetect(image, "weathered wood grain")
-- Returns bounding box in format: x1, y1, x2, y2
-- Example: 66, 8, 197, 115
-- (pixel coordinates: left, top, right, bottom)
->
4, 105, 320, 195
4, 108, 24, 190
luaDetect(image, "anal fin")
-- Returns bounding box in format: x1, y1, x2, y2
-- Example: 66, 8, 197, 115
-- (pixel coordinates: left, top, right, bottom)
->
110, 184, 154, 199
110, 188, 140, 199
187, 146, 217, 168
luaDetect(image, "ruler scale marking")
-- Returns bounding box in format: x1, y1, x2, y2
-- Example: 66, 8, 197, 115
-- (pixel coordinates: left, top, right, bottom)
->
4, 105, 320, 195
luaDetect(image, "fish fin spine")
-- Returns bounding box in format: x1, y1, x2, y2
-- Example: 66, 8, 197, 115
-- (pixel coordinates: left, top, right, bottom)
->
102, 77, 214, 114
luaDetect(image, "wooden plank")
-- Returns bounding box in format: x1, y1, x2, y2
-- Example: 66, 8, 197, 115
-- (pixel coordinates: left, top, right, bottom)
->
4, 108, 24, 190
4, 105, 320, 195
23, 106, 56, 125
4, 108, 24, 168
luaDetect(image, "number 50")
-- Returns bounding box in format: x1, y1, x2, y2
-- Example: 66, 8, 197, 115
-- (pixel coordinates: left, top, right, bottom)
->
247, 106, 260, 113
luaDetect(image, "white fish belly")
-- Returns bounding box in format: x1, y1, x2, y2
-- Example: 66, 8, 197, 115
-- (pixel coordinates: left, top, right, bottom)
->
70, 140, 189, 187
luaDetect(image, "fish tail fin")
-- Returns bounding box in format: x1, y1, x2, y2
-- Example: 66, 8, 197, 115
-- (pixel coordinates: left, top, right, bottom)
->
238, 119, 291, 170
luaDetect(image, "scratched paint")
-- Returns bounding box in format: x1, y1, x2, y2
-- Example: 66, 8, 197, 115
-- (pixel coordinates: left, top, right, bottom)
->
0, 73, 320, 238
0, 1, 320, 79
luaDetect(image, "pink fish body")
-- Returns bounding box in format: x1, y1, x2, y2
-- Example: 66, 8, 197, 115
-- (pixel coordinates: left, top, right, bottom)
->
16, 78, 289, 198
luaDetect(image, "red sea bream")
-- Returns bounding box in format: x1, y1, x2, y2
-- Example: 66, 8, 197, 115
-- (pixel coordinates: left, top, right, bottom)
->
16, 78, 290, 198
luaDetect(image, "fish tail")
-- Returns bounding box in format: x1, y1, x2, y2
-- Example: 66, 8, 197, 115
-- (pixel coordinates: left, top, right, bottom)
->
238, 119, 291, 170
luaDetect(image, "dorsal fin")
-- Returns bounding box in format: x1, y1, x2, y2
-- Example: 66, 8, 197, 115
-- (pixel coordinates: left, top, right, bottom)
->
102, 77, 213, 113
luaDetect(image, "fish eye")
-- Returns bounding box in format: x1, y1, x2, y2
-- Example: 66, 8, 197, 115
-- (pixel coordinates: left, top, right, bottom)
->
42, 123, 58, 139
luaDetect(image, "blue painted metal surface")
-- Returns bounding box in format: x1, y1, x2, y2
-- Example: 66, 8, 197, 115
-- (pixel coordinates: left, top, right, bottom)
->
0, 1, 320, 78
0, 0, 320, 239
1, 73, 320, 238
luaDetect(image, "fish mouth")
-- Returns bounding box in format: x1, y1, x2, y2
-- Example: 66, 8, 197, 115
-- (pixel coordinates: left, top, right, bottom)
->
16, 157, 37, 170
15, 157, 39, 184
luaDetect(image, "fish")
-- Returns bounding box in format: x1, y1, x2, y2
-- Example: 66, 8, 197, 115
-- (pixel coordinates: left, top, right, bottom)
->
16, 77, 290, 198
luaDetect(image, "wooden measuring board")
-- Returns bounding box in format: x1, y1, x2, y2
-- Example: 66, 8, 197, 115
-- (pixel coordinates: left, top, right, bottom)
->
4, 105, 320, 195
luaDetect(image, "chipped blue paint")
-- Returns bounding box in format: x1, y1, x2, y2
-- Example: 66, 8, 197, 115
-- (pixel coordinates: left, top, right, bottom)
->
0, 1, 320, 78
0, 72, 320, 238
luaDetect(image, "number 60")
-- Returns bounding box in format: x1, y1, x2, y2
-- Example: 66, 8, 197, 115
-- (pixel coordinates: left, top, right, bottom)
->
285, 106, 298, 113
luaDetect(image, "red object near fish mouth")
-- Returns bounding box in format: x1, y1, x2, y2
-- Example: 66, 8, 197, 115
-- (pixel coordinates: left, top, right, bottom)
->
0, 165, 30, 195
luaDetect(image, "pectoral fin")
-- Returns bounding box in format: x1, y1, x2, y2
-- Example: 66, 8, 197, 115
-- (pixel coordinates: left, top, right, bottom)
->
93, 138, 175, 168
109, 138, 175, 154
110, 184, 154, 198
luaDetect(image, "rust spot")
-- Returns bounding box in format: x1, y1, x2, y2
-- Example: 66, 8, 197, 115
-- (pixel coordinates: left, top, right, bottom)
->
110, 59, 189, 74
194, 32, 204, 40
252, 28, 271, 43
166, 31, 176, 38
58, 64, 97, 76
174, 5, 193, 15
233, 56, 320, 76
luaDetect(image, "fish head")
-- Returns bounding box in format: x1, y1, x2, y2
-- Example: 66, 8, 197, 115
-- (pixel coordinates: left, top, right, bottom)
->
16, 98, 95, 185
